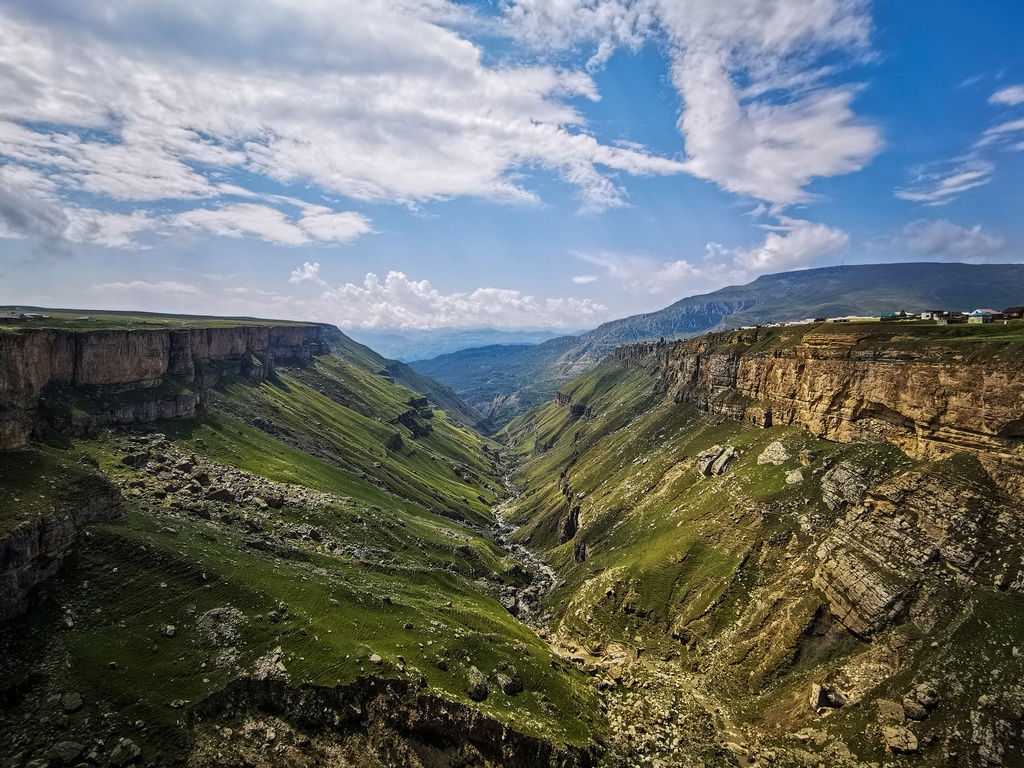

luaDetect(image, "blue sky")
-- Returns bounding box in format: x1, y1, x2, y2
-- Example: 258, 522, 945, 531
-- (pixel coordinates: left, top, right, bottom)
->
0, 0, 1022, 330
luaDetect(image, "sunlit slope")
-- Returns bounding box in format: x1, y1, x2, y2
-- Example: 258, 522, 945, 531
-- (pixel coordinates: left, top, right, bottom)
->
0, 349, 602, 761
501, 358, 1024, 765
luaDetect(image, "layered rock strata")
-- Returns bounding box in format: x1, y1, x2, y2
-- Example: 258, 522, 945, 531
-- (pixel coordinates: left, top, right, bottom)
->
0, 324, 326, 449
612, 328, 1024, 497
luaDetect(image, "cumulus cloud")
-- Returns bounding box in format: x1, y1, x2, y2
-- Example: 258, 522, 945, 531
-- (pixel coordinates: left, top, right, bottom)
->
576, 216, 849, 295
290, 261, 327, 285
990, 85, 1024, 107
281, 270, 609, 329
731, 217, 849, 270
504, 0, 881, 206
572, 274, 599, 284
894, 219, 1005, 259
896, 159, 994, 205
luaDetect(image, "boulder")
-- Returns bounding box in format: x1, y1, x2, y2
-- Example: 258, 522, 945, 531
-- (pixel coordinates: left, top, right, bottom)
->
877, 699, 905, 723
108, 738, 141, 767
757, 441, 790, 466
881, 726, 918, 754
205, 487, 235, 503
467, 666, 489, 701
46, 742, 85, 765
497, 673, 523, 695
60, 692, 83, 713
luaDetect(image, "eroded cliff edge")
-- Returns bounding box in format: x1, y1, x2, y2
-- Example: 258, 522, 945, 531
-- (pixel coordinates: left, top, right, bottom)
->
0, 324, 326, 450
613, 325, 1024, 497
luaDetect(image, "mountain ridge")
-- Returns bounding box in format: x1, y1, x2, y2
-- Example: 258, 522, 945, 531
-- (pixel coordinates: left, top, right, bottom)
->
411, 262, 1024, 428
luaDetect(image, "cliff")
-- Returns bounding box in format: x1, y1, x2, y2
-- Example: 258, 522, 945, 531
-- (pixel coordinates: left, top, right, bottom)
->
188, 675, 596, 767
0, 467, 124, 621
611, 324, 1024, 497
0, 324, 326, 449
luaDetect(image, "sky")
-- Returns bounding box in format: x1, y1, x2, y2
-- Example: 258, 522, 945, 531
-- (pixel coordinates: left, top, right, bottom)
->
0, 0, 1022, 332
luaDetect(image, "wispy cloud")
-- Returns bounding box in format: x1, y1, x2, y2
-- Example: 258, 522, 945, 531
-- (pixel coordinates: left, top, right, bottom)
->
989, 85, 1024, 107
897, 83, 1024, 204
896, 159, 994, 205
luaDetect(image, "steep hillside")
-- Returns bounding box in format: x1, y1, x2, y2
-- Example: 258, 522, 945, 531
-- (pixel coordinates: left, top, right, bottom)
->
410, 336, 580, 428
500, 320, 1024, 767
412, 262, 1024, 427
320, 325, 494, 432
0, 317, 600, 767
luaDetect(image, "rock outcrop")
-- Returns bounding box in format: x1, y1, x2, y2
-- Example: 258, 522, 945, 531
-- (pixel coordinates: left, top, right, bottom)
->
611, 326, 1024, 497
188, 675, 596, 768
0, 324, 326, 449
0, 469, 124, 621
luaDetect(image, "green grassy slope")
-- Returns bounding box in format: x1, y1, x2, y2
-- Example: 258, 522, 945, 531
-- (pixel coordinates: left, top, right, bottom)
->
500, 357, 1024, 765
0, 347, 602, 762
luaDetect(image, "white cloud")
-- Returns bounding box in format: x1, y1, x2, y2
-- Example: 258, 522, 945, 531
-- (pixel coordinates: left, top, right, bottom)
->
978, 119, 1024, 151
896, 159, 994, 205
729, 217, 849, 271
572, 274, 599, 284
283, 270, 609, 329
990, 85, 1024, 107
575, 250, 740, 296
90, 280, 206, 296
576, 215, 849, 294
894, 219, 1005, 259
672, 50, 880, 204
171, 203, 371, 247
504, 0, 881, 206
0, 0, 687, 231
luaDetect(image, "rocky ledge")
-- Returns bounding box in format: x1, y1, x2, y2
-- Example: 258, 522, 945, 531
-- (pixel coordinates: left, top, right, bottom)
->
0, 466, 124, 622
187, 675, 596, 768
0, 324, 327, 450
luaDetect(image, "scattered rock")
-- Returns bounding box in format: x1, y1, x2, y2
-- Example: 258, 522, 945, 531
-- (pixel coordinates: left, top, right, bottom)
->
369, 654, 382, 665
121, 453, 148, 469
914, 682, 940, 710
902, 697, 929, 721
881, 725, 919, 754
162, 625, 176, 637
877, 699, 905, 723
196, 606, 245, 647
467, 666, 489, 701
809, 683, 847, 711
60, 692, 83, 713
108, 737, 141, 767
205, 487, 235, 503
785, 469, 804, 485
757, 441, 790, 466
46, 742, 84, 765
497, 673, 523, 695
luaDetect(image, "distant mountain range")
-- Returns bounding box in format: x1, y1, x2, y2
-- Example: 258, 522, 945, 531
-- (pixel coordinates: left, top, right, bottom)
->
344, 327, 576, 361
409, 262, 1024, 428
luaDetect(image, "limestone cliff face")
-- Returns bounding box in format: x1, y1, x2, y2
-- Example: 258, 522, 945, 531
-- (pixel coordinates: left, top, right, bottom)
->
0, 324, 326, 449
612, 328, 1024, 497
0, 471, 124, 621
